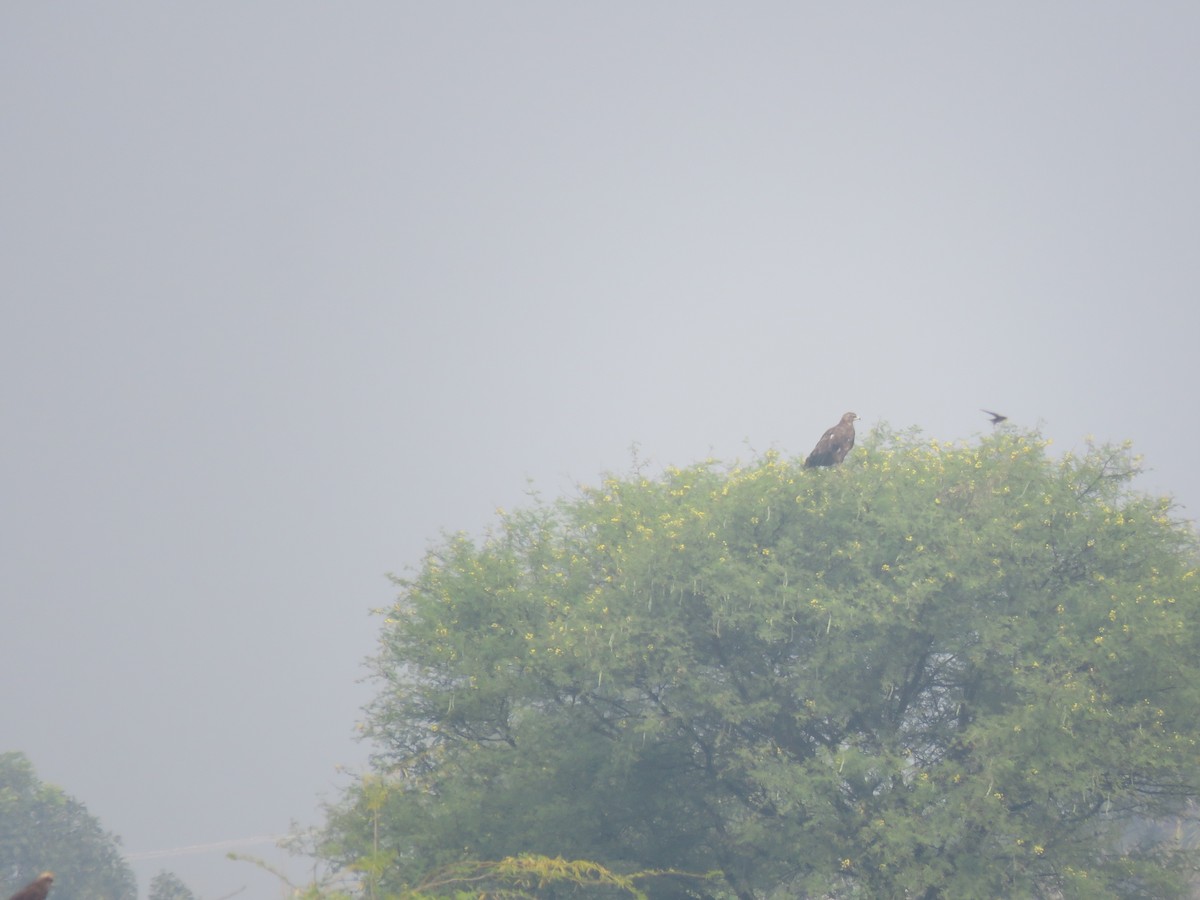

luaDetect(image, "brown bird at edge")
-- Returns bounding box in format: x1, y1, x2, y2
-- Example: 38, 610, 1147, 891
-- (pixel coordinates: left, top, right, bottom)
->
804, 412, 859, 467
982, 409, 1008, 426
7, 873, 53, 900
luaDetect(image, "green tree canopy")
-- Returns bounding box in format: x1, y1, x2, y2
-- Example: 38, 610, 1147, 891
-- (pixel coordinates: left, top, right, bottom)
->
320, 428, 1200, 898
147, 870, 197, 900
0, 752, 137, 900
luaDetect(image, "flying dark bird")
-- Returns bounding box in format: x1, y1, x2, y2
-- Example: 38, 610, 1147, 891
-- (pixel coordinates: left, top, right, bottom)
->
981, 409, 1008, 426
805, 412, 859, 467
7, 873, 53, 900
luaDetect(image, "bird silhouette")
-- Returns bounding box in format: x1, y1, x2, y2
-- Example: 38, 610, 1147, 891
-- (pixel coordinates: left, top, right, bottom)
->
982, 409, 1007, 426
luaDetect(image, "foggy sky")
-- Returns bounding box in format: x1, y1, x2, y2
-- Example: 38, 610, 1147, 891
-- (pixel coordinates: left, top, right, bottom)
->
3, 4, 1199, 897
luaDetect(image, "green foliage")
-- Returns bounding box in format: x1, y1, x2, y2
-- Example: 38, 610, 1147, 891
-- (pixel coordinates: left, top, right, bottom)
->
398, 853, 708, 899
245, 846, 687, 899
321, 429, 1200, 898
230, 848, 360, 899
0, 752, 137, 900
147, 870, 198, 900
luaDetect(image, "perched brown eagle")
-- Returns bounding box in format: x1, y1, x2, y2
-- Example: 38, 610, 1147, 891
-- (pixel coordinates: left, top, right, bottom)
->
7, 873, 53, 900
805, 412, 859, 467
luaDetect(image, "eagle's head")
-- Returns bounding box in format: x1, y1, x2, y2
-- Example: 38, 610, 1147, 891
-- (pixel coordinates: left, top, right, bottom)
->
842, 412, 859, 424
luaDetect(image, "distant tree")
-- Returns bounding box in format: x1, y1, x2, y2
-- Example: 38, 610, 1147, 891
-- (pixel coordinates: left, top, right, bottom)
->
147, 870, 197, 900
0, 752, 137, 900
319, 429, 1200, 898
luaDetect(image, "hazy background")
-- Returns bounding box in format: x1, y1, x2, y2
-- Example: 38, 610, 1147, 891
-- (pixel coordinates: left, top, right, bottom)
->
3, 4, 1198, 897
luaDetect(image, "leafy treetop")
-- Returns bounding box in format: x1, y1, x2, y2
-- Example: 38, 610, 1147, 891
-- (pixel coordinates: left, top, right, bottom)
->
321, 427, 1200, 899
0, 753, 137, 900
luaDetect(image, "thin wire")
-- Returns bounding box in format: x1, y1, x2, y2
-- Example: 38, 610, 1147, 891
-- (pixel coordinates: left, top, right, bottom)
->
125, 835, 287, 861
